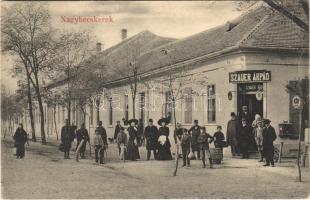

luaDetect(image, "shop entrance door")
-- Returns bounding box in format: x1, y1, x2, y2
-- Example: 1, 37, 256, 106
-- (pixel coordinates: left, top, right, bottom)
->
237, 83, 264, 152
237, 83, 264, 121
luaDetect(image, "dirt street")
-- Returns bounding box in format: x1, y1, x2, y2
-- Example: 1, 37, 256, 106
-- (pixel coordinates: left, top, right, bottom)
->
1, 138, 309, 199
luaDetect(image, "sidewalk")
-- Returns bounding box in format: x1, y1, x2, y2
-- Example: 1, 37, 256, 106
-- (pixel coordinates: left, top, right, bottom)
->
1, 138, 309, 199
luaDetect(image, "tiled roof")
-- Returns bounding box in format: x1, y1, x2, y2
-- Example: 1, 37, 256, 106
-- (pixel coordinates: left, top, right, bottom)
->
241, 4, 308, 49
47, 3, 308, 89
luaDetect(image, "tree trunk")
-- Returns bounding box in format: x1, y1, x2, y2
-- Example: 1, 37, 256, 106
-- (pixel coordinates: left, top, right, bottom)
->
172, 99, 179, 176
27, 77, 36, 142
33, 73, 46, 144
68, 100, 71, 125
132, 96, 136, 119
53, 104, 59, 140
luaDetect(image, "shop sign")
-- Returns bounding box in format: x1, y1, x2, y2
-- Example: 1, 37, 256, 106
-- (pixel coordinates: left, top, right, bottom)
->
238, 83, 263, 92
229, 70, 271, 83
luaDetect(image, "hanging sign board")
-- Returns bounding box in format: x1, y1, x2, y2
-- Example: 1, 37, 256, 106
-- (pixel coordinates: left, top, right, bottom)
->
229, 70, 271, 83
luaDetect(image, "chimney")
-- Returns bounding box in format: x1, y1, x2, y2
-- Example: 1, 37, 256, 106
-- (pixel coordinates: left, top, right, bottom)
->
121, 29, 127, 40
96, 42, 102, 52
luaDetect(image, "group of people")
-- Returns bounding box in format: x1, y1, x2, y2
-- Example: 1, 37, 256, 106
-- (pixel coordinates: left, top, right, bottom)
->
174, 120, 225, 168
12, 106, 277, 168
226, 107, 277, 167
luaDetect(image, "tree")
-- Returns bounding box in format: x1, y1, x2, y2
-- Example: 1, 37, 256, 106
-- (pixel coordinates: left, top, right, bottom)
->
233, 0, 308, 32
11, 64, 37, 141
50, 30, 91, 125
1, 2, 55, 144
1, 84, 25, 138
262, 0, 308, 32
103, 38, 143, 119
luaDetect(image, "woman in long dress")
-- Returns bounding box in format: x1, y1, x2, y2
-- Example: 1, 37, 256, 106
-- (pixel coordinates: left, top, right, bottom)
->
126, 119, 140, 161
157, 118, 173, 160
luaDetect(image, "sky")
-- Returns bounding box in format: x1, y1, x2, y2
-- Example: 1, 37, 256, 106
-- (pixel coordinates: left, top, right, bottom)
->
1, 1, 245, 91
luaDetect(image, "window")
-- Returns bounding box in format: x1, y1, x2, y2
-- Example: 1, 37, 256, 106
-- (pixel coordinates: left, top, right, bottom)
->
139, 93, 145, 123
184, 88, 192, 124
90, 104, 94, 125
109, 97, 113, 126
164, 91, 173, 119
207, 85, 216, 123
124, 95, 129, 122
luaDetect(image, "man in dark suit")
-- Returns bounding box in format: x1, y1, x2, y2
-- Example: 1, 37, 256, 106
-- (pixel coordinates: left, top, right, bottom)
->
144, 119, 159, 160
61, 119, 75, 159
113, 121, 122, 141
262, 119, 277, 167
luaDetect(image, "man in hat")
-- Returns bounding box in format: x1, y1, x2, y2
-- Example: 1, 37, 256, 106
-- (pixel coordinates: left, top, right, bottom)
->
226, 112, 240, 156
239, 106, 251, 126
76, 123, 89, 159
113, 120, 123, 141
189, 120, 201, 159
262, 119, 277, 167
61, 119, 75, 159
144, 119, 159, 160
96, 121, 108, 149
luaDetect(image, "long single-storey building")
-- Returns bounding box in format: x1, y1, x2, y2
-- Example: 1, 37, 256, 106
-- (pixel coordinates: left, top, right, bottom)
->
34, 3, 308, 156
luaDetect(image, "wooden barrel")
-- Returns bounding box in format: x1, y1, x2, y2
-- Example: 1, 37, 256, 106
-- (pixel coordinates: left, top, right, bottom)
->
210, 148, 223, 164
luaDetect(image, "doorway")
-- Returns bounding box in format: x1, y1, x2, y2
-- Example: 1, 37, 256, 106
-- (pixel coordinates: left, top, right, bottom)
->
237, 83, 264, 121
237, 83, 264, 152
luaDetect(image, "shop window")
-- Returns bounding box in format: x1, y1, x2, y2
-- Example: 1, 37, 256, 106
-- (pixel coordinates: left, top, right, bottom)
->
207, 85, 216, 123
184, 88, 192, 124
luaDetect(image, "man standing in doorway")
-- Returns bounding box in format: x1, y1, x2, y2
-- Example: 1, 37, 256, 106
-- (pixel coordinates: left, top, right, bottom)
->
226, 112, 240, 157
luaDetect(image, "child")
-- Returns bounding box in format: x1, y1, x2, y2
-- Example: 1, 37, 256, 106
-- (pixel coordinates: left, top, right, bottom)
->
180, 128, 191, 167
116, 127, 128, 160
93, 129, 105, 164
197, 127, 213, 168
213, 126, 225, 152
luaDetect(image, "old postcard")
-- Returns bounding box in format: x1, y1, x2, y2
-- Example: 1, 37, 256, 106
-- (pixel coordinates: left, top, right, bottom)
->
1, 1, 309, 199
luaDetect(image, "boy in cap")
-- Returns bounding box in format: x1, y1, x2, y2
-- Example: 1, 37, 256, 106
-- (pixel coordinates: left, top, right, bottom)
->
197, 127, 214, 168
116, 127, 128, 154
262, 119, 277, 167
93, 129, 105, 164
